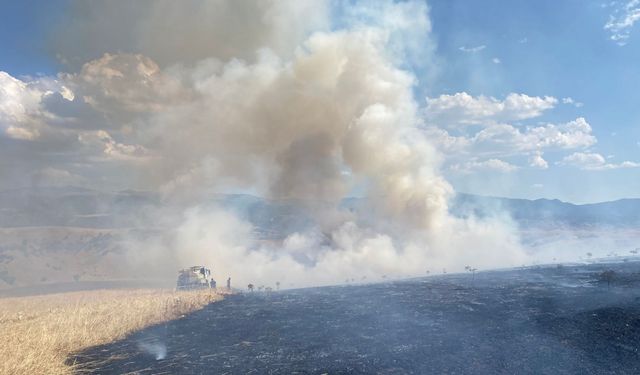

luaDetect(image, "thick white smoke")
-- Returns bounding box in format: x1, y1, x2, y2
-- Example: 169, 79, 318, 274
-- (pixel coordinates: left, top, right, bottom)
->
51, 0, 529, 288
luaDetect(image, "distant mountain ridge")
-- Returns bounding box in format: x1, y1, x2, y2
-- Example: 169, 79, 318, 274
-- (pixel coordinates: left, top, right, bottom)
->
450, 193, 640, 228
0, 187, 638, 230
0, 187, 637, 288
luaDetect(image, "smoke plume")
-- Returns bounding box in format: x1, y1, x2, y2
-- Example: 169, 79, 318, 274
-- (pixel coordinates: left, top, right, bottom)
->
10, 0, 530, 288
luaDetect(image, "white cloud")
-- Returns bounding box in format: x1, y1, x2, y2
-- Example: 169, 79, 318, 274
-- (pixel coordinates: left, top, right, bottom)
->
459, 45, 486, 53
559, 152, 640, 170
561, 97, 584, 107
425, 116, 597, 173
531, 183, 544, 189
425, 92, 557, 125
604, 0, 640, 45
492, 57, 501, 64
421, 126, 472, 154
0, 71, 86, 140
78, 130, 150, 162
64, 53, 186, 115
0, 72, 45, 140
0, 72, 36, 123
450, 158, 519, 174
529, 151, 549, 169
426, 117, 596, 158
475, 117, 596, 152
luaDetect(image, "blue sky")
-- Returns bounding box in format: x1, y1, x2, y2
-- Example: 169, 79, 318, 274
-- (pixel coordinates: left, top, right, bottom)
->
0, 0, 638, 203
0, 0, 67, 76
424, 0, 640, 202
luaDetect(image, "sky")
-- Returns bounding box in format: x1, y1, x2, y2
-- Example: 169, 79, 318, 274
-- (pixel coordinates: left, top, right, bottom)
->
0, 0, 639, 204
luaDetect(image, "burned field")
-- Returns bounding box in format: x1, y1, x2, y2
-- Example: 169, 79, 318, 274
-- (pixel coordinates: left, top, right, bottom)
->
72, 261, 640, 374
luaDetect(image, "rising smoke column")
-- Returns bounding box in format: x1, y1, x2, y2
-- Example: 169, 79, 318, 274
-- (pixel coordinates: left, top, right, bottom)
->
49, 0, 528, 287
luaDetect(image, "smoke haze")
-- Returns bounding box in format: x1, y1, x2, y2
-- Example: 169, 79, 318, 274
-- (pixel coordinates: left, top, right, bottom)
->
0, 0, 530, 288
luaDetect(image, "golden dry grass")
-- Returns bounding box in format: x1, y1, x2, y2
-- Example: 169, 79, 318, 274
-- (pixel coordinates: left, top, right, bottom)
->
0, 288, 225, 375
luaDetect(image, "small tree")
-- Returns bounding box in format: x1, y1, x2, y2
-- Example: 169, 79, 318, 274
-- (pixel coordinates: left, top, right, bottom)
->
275, 281, 280, 290
599, 270, 616, 289
465, 266, 477, 279
248, 283, 254, 292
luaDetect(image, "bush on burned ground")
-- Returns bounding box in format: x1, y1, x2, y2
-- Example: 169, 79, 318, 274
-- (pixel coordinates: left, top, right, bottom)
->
598, 270, 616, 288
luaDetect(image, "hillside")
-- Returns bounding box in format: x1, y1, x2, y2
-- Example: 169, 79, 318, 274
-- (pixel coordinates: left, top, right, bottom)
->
2, 187, 638, 231
0, 187, 638, 289
450, 193, 640, 228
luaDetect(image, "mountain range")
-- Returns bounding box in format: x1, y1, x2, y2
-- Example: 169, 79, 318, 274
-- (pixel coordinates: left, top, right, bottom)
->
0, 186, 638, 289
1, 186, 638, 230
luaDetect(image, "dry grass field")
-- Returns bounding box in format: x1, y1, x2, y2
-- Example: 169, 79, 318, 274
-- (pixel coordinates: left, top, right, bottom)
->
0, 288, 225, 374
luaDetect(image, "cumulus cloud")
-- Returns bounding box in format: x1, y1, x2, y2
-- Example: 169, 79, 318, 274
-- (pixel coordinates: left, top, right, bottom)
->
0, 70, 103, 140
0, 72, 47, 140
77, 130, 150, 162
559, 152, 640, 170
0, 69, 160, 196
425, 92, 557, 125
450, 158, 519, 174
605, 0, 640, 45
425, 117, 596, 159
422, 92, 595, 172
474, 117, 596, 152
0, 68, 151, 175
529, 151, 549, 169
63, 53, 188, 115
0, 72, 41, 121
423, 111, 598, 174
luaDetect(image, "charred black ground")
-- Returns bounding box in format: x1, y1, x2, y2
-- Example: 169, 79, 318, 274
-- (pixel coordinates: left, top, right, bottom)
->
71, 261, 640, 374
